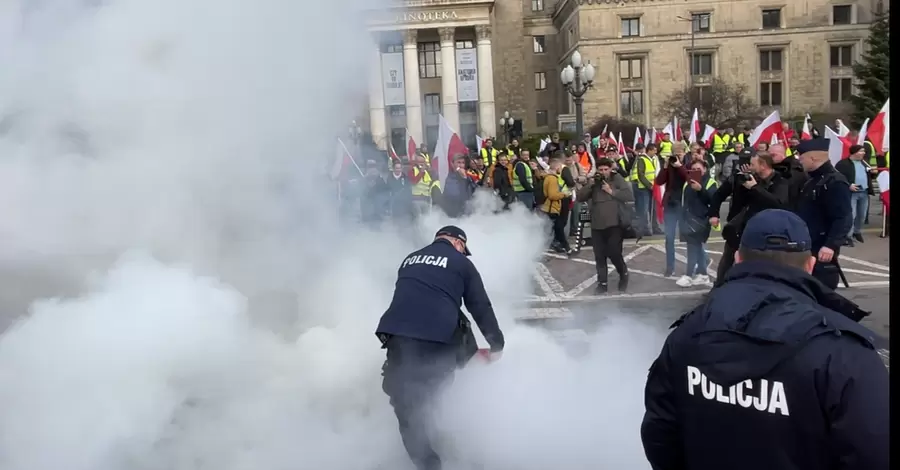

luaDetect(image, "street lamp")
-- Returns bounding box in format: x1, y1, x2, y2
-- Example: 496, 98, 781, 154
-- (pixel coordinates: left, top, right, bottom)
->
499, 111, 516, 147
560, 50, 596, 139
677, 15, 697, 111
348, 120, 363, 145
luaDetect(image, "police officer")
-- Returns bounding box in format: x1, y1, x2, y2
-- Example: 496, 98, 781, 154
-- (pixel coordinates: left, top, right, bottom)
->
794, 138, 852, 289
376, 225, 504, 470
641, 209, 887, 470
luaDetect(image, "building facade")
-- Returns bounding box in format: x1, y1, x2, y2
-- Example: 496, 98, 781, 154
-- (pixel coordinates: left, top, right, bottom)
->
365, 0, 882, 151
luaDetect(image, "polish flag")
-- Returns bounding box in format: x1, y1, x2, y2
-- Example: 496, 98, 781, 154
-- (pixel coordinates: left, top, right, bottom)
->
857, 118, 870, 145
650, 127, 658, 144
617, 131, 627, 156
801, 114, 812, 140
388, 141, 400, 162
877, 170, 890, 216
836, 119, 851, 137
539, 135, 551, 155
824, 126, 852, 165
770, 133, 780, 145
601, 124, 608, 138
643, 128, 651, 147
433, 114, 468, 185
672, 117, 682, 142
700, 124, 718, 147
661, 122, 674, 141
331, 138, 363, 179
688, 108, 700, 144
748, 110, 781, 147
633, 127, 643, 150
407, 129, 417, 158
866, 99, 890, 154
653, 183, 665, 224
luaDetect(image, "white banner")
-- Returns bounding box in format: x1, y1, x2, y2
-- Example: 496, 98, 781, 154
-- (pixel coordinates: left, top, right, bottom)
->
455, 48, 478, 102
381, 52, 405, 107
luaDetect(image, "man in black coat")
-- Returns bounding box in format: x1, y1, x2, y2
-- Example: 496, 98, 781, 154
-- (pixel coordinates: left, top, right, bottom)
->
769, 143, 808, 210
641, 209, 887, 470
376, 226, 504, 470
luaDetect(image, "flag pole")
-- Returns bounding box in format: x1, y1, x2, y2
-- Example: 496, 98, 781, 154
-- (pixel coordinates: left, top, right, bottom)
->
339, 138, 365, 177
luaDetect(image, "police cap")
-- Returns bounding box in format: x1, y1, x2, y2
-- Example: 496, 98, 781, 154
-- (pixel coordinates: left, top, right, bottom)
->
796, 138, 830, 155
435, 225, 472, 256
740, 209, 812, 253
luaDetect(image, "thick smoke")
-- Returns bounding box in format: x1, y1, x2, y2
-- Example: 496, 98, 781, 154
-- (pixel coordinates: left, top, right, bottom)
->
0, 1, 661, 469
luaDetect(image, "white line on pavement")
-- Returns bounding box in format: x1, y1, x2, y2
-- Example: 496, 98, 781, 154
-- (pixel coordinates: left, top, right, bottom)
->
837, 254, 890, 272
838, 267, 891, 278
651, 244, 717, 280
533, 266, 564, 301
563, 245, 654, 297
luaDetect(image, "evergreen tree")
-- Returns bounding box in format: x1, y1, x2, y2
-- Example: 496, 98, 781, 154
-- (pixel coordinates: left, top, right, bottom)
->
850, 9, 890, 128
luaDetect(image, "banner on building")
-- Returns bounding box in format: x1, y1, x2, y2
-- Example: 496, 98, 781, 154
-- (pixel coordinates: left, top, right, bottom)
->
455, 48, 478, 102
381, 52, 406, 106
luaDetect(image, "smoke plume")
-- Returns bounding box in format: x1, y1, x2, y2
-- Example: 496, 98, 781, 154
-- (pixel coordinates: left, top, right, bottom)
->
0, 0, 661, 468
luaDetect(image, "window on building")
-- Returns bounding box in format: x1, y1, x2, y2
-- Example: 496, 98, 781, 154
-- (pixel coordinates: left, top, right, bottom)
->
424, 93, 441, 115
760, 82, 783, 106
388, 105, 406, 117
690, 53, 713, 75
620, 90, 644, 115
455, 40, 474, 49
417, 42, 442, 78
762, 8, 782, 29
619, 58, 642, 79
621, 17, 641, 37
459, 101, 477, 114
533, 35, 546, 54
568, 27, 575, 46
385, 44, 403, 53
759, 49, 783, 71
390, 128, 406, 155
692, 13, 711, 33
532, 0, 543, 12
830, 45, 853, 67
833, 5, 852, 25
830, 78, 853, 103
534, 72, 547, 90
425, 126, 438, 152
536, 110, 549, 127
692, 86, 712, 107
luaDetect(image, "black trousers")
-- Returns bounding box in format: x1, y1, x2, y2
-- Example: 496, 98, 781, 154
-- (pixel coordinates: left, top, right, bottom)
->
715, 242, 737, 287
592, 226, 627, 284
382, 337, 458, 470
548, 213, 570, 250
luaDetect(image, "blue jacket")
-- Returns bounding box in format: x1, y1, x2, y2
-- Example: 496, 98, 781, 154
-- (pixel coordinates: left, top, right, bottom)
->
376, 239, 505, 351
641, 261, 887, 470
795, 162, 853, 252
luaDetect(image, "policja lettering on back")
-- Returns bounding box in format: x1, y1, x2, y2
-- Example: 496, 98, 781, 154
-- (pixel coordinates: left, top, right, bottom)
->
401, 254, 448, 268
687, 366, 789, 416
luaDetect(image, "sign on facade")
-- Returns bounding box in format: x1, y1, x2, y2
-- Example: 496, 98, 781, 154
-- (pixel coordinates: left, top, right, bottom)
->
381, 52, 405, 106
455, 48, 478, 102
395, 11, 459, 23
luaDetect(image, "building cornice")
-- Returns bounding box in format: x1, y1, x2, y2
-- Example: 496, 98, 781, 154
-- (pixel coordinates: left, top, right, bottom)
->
576, 23, 870, 47
373, 0, 494, 11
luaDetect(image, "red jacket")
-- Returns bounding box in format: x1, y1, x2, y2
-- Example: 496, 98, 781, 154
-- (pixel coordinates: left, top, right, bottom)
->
654, 162, 690, 206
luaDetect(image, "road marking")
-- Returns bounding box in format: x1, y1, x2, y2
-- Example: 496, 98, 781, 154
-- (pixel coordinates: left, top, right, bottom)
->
516, 307, 574, 320
544, 252, 675, 281
562, 245, 654, 297
651, 244, 717, 280
839, 267, 891, 278
836, 280, 890, 288
533, 264, 565, 300
837, 254, 890, 272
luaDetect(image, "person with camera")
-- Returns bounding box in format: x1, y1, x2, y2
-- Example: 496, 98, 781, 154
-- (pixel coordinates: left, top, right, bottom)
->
708, 151, 790, 286
654, 142, 691, 278
576, 157, 634, 294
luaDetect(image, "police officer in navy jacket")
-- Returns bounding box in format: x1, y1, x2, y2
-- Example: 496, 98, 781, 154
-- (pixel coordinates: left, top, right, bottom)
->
376, 225, 504, 470
641, 209, 887, 470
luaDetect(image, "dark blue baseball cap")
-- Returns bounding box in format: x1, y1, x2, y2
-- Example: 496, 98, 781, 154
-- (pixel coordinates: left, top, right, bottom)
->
796, 138, 830, 155
740, 209, 812, 252
435, 225, 471, 256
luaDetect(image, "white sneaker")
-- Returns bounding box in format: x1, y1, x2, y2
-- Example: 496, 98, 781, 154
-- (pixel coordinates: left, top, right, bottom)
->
692, 274, 711, 286
675, 275, 693, 287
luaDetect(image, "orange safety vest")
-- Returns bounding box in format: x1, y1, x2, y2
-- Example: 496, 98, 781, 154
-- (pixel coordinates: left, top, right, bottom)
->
576, 151, 592, 172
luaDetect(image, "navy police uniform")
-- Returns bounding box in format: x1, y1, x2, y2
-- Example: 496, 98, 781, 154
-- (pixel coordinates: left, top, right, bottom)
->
641, 209, 887, 470
376, 225, 504, 470
793, 138, 853, 289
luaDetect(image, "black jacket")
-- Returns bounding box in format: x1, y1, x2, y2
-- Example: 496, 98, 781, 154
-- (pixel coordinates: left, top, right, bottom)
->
642, 261, 887, 470
376, 239, 505, 352
386, 172, 413, 217
707, 170, 789, 222
795, 162, 853, 252
773, 156, 808, 209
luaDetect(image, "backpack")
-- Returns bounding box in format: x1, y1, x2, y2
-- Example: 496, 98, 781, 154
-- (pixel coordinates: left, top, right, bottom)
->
533, 175, 547, 206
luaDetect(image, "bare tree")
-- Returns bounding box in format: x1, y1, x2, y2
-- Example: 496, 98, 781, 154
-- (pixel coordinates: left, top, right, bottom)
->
657, 78, 762, 128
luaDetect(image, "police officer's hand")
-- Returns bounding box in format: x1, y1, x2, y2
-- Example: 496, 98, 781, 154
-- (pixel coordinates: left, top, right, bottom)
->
489, 350, 503, 362
742, 174, 757, 189
709, 217, 720, 227
818, 246, 835, 263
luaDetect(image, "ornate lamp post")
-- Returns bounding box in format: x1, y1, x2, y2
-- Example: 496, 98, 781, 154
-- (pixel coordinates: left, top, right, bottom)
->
560, 50, 596, 139
499, 111, 516, 147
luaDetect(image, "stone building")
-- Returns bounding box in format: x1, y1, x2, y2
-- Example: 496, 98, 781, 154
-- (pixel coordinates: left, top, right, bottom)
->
364, 0, 882, 151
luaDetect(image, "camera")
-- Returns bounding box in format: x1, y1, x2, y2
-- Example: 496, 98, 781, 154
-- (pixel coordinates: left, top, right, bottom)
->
595, 173, 608, 185
735, 171, 753, 183
668, 155, 678, 165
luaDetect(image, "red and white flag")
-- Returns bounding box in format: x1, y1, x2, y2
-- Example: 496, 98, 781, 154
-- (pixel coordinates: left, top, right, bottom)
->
672, 117, 682, 141
867, 98, 890, 154
600, 124, 608, 138
770, 132, 780, 145
539, 135, 551, 155
688, 108, 700, 144
475, 134, 488, 151
661, 122, 674, 141
824, 126, 851, 165
407, 129, 418, 159
388, 141, 400, 162
748, 110, 782, 147
857, 118, 870, 145
653, 183, 665, 224
700, 125, 718, 147
433, 114, 468, 185
331, 138, 363, 179
800, 114, 812, 140
650, 127, 659, 144
643, 128, 651, 147
633, 127, 643, 151
617, 131, 626, 156
836, 119, 851, 137
877, 170, 890, 216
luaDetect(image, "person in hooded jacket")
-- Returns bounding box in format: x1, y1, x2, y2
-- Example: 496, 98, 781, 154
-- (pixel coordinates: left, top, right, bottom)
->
768, 143, 807, 210
676, 159, 717, 288
490, 153, 515, 209
641, 209, 887, 470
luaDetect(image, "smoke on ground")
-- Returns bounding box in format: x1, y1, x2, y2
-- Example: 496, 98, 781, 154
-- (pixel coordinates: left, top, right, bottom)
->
0, 1, 662, 469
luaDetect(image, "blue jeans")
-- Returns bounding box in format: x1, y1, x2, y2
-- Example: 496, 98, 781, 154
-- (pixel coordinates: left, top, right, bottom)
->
849, 191, 869, 236
632, 184, 652, 235
516, 191, 535, 210
663, 205, 682, 274
685, 240, 708, 277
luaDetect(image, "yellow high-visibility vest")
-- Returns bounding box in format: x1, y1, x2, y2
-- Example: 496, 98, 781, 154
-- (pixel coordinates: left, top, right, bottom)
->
629, 154, 656, 189
712, 134, 728, 153
480, 147, 500, 167
659, 141, 673, 157
412, 167, 432, 197
512, 161, 533, 192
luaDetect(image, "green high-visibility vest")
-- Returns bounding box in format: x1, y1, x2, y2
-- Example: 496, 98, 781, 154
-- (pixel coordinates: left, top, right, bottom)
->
512, 161, 533, 192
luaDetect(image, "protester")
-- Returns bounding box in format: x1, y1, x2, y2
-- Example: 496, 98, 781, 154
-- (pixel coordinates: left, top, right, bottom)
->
561, 152, 583, 237
409, 154, 434, 218
386, 160, 413, 224
438, 154, 478, 218
768, 143, 807, 209
835, 144, 878, 246
541, 154, 574, 255
512, 149, 535, 208
676, 159, 717, 287
630, 143, 658, 239
654, 142, 689, 277
642, 209, 886, 470
576, 157, 633, 293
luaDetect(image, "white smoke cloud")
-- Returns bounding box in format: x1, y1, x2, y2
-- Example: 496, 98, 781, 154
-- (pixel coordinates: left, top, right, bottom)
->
0, 0, 662, 469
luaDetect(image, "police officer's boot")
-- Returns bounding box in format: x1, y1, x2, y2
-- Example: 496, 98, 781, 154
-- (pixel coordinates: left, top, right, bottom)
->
618, 272, 629, 292
594, 283, 608, 295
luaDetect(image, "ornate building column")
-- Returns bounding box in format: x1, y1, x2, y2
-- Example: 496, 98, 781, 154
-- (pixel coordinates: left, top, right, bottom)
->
438, 27, 460, 133
368, 41, 387, 150
403, 29, 424, 145
475, 24, 496, 139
